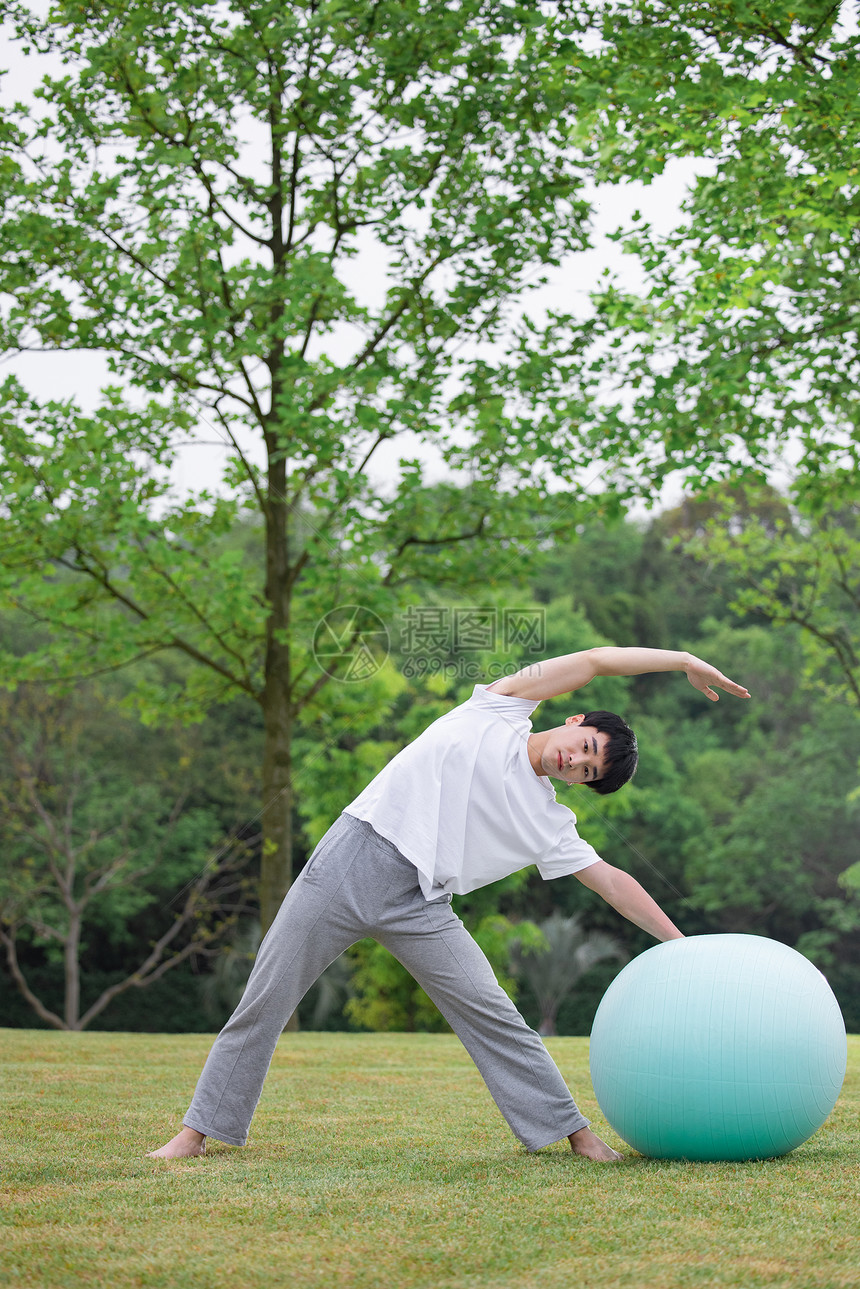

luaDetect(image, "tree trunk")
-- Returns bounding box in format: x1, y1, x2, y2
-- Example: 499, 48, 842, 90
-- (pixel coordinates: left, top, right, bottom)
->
538, 1011, 557, 1038
65, 907, 81, 1030
261, 449, 298, 1029
260, 83, 295, 954
260, 684, 293, 937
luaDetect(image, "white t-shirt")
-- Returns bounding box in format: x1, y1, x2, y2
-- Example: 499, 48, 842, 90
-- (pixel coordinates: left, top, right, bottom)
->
344, 683, 602, 899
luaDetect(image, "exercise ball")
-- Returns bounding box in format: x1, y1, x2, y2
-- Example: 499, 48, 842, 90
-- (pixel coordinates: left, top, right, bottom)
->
589, 934, 847, 1161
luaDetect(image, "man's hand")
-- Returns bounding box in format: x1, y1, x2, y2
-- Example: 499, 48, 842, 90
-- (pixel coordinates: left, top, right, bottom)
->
684, 656, 751, 703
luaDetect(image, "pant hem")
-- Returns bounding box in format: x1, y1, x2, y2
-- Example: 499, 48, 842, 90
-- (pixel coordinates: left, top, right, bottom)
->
183, 1114, 246, 1147
524, 1115, 591, 1152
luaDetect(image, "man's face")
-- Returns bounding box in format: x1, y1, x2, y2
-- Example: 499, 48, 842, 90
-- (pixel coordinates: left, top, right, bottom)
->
545, 714, 610, 788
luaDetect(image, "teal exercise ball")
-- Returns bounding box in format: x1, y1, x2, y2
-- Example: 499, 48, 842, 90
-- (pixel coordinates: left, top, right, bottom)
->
589, 934, 847, 1161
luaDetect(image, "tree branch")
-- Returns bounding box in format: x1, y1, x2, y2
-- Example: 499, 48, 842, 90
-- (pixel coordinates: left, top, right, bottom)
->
210, 399, 267, 510
131, 536, 257, 683
60, 547, 259, 697
190, 159, 270, 247
75, 868, 240, 1030
0, 924, 65, 1030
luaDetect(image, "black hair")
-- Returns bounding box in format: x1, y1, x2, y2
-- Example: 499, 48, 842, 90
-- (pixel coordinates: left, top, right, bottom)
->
580, 710, 638, 795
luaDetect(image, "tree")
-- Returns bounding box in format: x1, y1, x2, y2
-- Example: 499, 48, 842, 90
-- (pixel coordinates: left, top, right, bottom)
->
0, 682, 249, 1029
509, 912, 626, 1036
680, 485, 860, 710
2, 0, 842, 944
0, 0, 635, 937
564, 0, 860, 504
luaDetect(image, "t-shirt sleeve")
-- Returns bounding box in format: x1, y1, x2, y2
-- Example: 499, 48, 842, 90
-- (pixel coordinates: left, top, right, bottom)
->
469, 683, 540, 722
536, 819, 602, 880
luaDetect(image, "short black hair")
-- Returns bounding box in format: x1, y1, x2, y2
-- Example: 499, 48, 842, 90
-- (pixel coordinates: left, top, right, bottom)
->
580, 710, 638, 795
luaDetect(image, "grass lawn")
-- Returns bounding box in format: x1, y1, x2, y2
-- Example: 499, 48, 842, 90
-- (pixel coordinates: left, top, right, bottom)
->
1, 1028, 857, 1289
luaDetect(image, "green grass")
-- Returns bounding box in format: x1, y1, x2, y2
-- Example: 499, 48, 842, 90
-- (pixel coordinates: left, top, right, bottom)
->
1, 1029, 858, 1289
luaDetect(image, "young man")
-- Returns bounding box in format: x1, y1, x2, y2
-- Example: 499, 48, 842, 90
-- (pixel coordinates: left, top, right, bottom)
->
148, 645, 750, 1164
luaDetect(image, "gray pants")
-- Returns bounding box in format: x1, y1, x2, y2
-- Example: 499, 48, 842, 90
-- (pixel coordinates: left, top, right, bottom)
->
184, 813, 589, 1151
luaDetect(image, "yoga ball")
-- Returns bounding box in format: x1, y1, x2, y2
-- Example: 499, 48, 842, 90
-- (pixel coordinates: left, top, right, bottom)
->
589, 934, 847, 1161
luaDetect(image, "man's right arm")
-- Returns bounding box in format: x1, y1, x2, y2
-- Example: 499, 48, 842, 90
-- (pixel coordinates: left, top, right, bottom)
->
575, 860, 684, 942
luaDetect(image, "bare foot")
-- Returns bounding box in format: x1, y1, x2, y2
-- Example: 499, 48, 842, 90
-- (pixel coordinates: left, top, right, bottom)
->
146, 1126, 207, 1159
568, 1126, 623, 1162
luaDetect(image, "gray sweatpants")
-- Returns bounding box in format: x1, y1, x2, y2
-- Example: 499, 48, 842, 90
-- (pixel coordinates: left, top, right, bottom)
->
184, 812, 589, 1151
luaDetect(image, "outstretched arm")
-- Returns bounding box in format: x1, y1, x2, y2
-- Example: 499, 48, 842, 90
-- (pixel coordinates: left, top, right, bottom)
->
489, 645, 750, 703
576, 860, 683, 942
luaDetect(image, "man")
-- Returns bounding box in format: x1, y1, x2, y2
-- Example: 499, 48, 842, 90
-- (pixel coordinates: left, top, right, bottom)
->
147, 644, 749, 1163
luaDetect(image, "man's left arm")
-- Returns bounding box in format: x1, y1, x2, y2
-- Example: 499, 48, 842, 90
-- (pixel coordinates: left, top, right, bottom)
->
575, 860, 683, 942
